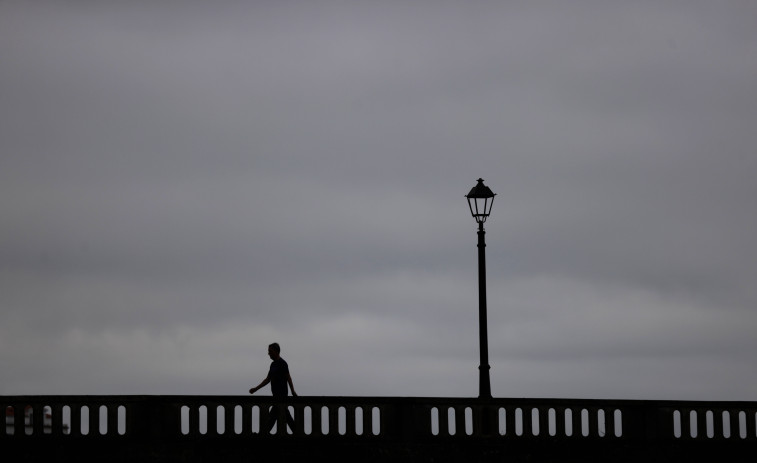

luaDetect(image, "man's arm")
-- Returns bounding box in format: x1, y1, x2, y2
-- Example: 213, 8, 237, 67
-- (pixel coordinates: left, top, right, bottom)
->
287, 374, 297, 397
249, 375, 270, 394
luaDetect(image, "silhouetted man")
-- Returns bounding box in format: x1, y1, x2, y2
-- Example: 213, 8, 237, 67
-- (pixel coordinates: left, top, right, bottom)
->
249, 342, 297, 433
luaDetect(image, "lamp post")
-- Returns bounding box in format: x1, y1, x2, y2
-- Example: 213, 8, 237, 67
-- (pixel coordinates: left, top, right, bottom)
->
466, 178, 495, 399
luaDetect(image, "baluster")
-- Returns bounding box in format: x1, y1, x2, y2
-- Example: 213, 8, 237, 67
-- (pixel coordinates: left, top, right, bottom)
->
126, 403, 140, 437
16, 404, 34, 436
14, 404, 25, 436
362, 406, 372, 436
436, 407, 448, 436
426, 406, 437, 436
329, 404, 338, 436
41, 405, 51, 435
554, 407, 565, 437
489, 405, 500, 436
520, 407, 531, 437
49, 404, 62, 435
273, 404, 285, 436
291, 405, 303, 436
259, 405, 270, 434
240, 405, 251, 434
604, 408, 614, 438
206, 404, 217, 435
69, 404, 81, 436
696, 410, 707, 439
89, 404, 98, 436
488, 405, 499, 436
329, 406, 340, 436
31, 404, 42, 435
262, 404, 273, 435
680, 409, 691, 438
504, 407, 516, 437
92, 405, 100, 435
532, 407, 542, 437
615, 408, 625, 438
525, 407, 535, 436
569, 407, 579, 437
274, 404, 285, 436
343, 405, 354, 436
534, 407, 545, 437
475, 405, 493, 436
746, 410, 756, 439
455, 406, 466, 436
710, 409, 722, 439
187, 405, 199, 436
728, 409, 739, 439
17, 404, 27, 435
312, 405, 323, 435
725, 409, 735, 439
108, 404, 119, 436
225, 405, 235, 436
588, 408, 599, 437
5, 404, 14, 436
577, 408, 587, 437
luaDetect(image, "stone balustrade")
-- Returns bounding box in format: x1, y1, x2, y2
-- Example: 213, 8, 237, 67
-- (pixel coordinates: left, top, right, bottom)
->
3, 396, 755, 462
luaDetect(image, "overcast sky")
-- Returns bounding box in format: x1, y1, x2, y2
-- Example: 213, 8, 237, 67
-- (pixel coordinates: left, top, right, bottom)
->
2, 1, 756, 401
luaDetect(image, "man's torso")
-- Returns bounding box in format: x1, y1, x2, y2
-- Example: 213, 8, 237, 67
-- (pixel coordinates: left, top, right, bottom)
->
269, 358, 289, 397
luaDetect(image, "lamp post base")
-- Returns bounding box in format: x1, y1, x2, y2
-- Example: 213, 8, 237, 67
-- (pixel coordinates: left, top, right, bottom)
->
479, 364, 492, 399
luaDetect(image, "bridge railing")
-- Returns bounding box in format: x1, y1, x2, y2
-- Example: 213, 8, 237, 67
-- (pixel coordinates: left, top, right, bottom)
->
2, 396, 756, 442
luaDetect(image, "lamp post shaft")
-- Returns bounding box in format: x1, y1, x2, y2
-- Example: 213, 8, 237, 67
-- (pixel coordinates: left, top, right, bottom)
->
477, 221, 492, 399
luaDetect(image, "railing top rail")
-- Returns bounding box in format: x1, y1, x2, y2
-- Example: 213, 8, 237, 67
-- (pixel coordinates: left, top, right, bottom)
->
2, 395, 756, 409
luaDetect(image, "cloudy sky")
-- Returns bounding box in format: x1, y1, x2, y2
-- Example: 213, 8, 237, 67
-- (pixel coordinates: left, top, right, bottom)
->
2, 1, 756, 401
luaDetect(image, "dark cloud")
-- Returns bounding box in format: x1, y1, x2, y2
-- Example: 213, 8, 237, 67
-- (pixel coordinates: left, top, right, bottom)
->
2, 1, 756, 400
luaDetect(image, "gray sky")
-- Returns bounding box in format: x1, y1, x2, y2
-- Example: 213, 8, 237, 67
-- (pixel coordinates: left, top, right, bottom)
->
2, 1, 756, 401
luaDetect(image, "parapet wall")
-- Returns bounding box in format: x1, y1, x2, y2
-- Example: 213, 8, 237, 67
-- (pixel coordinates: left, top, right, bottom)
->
2, 395, 756, 462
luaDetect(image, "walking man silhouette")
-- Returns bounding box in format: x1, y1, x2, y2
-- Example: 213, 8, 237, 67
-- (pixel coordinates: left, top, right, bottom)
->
249, 342, 297, 433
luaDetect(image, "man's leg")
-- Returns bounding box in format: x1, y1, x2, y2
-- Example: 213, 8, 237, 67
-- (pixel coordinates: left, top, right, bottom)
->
266, 405, 277, 433
286, 407, 295, 432
267, 404, 294, 434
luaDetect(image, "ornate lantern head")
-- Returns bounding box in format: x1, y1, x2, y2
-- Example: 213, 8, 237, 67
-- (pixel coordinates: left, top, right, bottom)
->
466, 178, 495, 224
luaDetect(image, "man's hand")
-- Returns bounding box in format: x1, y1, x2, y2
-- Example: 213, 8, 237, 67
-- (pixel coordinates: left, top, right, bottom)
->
249, 387, 257, 394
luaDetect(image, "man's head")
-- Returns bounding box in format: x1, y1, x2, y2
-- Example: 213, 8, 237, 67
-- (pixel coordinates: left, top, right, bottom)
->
268, 342, 281, 359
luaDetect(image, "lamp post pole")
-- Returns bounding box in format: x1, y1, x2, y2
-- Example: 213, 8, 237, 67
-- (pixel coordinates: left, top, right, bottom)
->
466, 178, 495, 400
477, 219, 491, 399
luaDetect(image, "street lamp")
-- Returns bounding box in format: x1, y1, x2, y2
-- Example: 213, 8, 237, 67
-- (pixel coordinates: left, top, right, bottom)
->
466, 178, 495, 399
